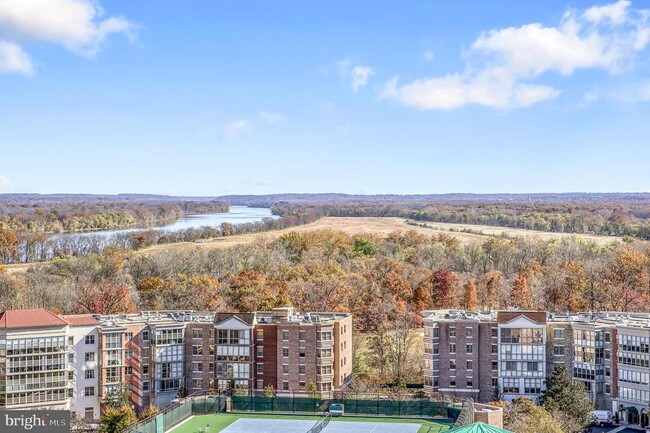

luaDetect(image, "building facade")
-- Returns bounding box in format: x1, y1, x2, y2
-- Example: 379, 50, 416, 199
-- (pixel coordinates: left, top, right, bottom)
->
1, 307, 352, 419
424, 309, 650, 428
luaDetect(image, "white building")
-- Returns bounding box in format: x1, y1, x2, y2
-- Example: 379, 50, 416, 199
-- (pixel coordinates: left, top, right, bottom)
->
62, 315, 101, 423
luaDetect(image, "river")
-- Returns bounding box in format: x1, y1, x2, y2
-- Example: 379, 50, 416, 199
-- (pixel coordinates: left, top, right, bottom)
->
53, 206, 278, 240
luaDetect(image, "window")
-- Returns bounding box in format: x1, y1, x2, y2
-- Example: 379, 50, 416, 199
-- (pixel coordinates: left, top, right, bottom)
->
125, 350, 133, 359
491, 344, 498, 354
283, 381, 289, 391
257, 363, 264, 374
209, 363, 214, 373
449, 343, 456, 353
450, 359, 456, 370
192, 362, 203, 373
85, 352, 95, 362
433, 377, 439, 387
605, 384, 611, 394
553, 329, 564, 339
502, 378, 519, 394
142, 330, 149, 341
283, 364, 289, 374
85, 369, 95, 379
125, 366, 133, 376
466, 344, 473, 354
605, 332, 611, 343
318, 331, 333, 341
449, 327, 456, 338
192, 379, 203, 389
193, 345, 203, 356
300, 348, 306, 357
492, 378, 498, 387
433, 327, 440, 338
143, 382, 149, 391
84, 387, 95, 396
209, 345, 215, 355
467, 360, 473, 370
299, 381, 306, 387
283, 348, 289, 357
125, 332, 133, 342
142, 347, 149, 358
299, 330, 306, 341
282, 331, 289, 341
466, 327, 473, 338
257, 379, 264, 389
466, 378, 473, 388
299, 365, 305, 374
524, 378, 542, 394
68, 336, 74, 345
193, 329, 203, 339
143, 365, 149, 375
450, 377, 456, 387
492, 361, 498, 371
491, 327, 498, 338
257, 346, 264, 357
257, 329, 264, 341
553, 346, 565, 356
68, 353, 74, 363
85, 335, 95, 345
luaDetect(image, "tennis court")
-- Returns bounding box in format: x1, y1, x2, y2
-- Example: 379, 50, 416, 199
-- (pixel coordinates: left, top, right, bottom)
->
168, 413, 452, 433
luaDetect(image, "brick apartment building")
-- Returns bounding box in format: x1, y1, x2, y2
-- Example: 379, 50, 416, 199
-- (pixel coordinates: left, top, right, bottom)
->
0, 307, 352, 420
423, 309, 650, 428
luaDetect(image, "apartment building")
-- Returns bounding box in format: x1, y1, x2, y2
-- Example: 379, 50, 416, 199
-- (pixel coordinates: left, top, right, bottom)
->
0, 307, 352, 418
0, 309, 100, 423
423, 309, 650, 428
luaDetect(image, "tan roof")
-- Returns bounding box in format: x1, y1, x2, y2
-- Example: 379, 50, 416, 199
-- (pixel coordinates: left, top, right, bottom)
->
0, 309, 69, 329
62, 314, 100, 326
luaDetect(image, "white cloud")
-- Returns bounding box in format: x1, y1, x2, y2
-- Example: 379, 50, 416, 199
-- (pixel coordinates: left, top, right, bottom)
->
639, 82, 650, 101
0, 176, 13, 192
337, 58, 374, 92
423, 50, 435, 62
582, 90, 600, 104
0, 41, 33, 75
260, 112, 285, 123
382, 0, 650, 110
0, 0, 134, 75
224, 120, 249, 140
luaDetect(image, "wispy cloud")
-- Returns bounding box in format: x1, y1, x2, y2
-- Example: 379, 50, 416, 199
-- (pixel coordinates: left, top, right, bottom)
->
259, 112, 285, 123
0, 175, 13, 192
223, 119, 249, 140
381, 0, 650, 110
0, 42, 33, 76
337, 58, 375, 92
423, 50, 435, 62
0, 0, 136, 75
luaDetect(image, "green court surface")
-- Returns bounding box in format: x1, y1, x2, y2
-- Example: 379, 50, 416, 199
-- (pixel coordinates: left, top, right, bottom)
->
167, 413, 452, 433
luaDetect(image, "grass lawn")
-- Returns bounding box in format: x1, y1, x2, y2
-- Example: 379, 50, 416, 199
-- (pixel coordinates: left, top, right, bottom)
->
168, 413, 452, 433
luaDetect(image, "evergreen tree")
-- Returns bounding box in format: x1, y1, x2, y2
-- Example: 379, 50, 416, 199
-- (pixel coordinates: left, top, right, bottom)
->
540, 365, 593, 433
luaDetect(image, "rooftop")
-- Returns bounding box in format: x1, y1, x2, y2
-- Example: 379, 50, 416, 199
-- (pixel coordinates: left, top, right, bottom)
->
423, 309, 650, 330
0, 308, 69, 330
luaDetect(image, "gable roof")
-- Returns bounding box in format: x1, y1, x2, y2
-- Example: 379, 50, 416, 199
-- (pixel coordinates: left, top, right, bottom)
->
0, 309, 69, 329
446, 422, 513, 433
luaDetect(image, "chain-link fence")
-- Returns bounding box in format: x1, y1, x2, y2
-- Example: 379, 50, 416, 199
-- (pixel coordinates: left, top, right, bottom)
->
121, 394, 227, 433
230, 395, 453, 418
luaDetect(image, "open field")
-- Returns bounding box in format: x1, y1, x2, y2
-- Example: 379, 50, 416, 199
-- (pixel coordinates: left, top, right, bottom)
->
138, 216, 622, 255
3, 217, 622, 274
168, 413, 451, 433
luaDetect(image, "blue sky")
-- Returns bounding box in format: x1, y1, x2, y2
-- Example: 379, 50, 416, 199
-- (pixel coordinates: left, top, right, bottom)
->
1, 0, 650, 195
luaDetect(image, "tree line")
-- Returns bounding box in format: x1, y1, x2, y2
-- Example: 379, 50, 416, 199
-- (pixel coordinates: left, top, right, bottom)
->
0, 198, 229, 233
0, 212, 317, 264
270, 200, 650, 239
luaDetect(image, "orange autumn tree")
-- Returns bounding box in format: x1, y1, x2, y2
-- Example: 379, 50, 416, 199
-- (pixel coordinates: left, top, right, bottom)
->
431, 269, 459, 309
510, 274, 533, 309
462, 280, 479, 311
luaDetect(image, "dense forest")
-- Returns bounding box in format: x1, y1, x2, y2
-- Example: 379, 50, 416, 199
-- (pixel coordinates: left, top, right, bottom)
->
0, 195, 229, 233
1, 228, 649, 384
